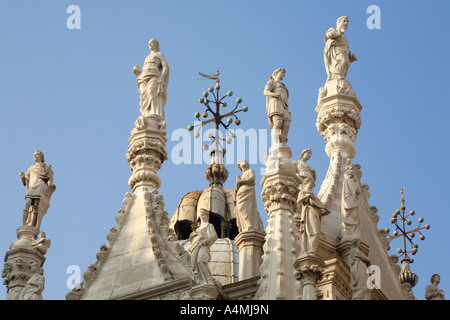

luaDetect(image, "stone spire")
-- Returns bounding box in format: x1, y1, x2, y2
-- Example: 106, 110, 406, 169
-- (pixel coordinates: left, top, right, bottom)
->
255, 68, 302, 300
2, 150, 56, 300
66, 39, 192, 300
313, 17, 407, 300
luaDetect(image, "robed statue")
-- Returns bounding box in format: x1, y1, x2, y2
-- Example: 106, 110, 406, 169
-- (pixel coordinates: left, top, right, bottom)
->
324, 16, 357, 81
133, 38, 169, 120
189, 209, 218, 286
294, 149, 329, 256
235, 160, 264, 233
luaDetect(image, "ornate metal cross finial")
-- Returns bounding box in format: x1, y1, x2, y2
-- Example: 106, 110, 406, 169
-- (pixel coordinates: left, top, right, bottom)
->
187, 70, 248, 156
384, 186, 430, 261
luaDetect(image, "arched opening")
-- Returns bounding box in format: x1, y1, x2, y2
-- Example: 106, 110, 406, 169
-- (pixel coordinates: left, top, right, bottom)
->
174, 220, 193, 240
228, 218, 238, 240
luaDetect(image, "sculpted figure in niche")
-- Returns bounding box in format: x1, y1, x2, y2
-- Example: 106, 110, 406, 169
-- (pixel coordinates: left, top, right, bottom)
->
264, 68, 291, 144
324, 16, 357, 81
133, 38, 169, 120
20, 150, 54, 229
341, 164, 361, 239
235, 160, 264, 233
425, 274, 445, 300
189, 209, 218, 286
294, 149, 329, 256
19, 262, 45, 300
350, 237, 371, 300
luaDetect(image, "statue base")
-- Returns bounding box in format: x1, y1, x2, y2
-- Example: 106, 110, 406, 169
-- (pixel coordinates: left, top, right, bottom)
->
234, 230, 266, 281
10, 225, 40, 250
264, 143, 296, 175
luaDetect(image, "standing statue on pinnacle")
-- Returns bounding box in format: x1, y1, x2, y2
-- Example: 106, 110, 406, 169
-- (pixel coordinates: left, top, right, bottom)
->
264, 68, 290, 144
324, 16, 357, 81
133, 38, 170, 121
20, 150, 55, 231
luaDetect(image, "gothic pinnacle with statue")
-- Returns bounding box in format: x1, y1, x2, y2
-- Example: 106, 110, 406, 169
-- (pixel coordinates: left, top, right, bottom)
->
2, 150, 55, 300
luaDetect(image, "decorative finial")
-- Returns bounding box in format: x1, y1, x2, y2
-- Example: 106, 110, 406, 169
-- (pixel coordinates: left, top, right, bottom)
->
385, 187, 430, 259
384, 187, 430, 288
188, 69, 248, 156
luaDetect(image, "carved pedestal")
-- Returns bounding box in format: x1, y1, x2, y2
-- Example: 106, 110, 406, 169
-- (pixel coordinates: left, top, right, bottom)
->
10, 225, 40, 250
3, 246, 46, 300
255, 160, 301, 300
294, 254, 324, 300
234, 230, 265, 281
127, 116, 168, 193
315, 79, 362, 160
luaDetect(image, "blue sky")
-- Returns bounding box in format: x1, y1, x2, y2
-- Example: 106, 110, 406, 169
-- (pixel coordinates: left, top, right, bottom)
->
0, 0, 448, 300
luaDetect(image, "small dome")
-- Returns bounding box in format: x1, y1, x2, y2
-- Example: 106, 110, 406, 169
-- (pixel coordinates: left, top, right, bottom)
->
170, 189, 237, 240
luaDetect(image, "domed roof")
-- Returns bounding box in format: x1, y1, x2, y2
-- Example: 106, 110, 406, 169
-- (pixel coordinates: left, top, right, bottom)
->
169, 188, 237, 240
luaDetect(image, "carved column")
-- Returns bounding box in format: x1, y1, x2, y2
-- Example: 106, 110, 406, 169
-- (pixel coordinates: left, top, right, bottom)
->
255, 159, 301, 300
294, 255, 324, 300
315, 79, 363, 235
127, 116, 168, 193
316, 79, 362, 161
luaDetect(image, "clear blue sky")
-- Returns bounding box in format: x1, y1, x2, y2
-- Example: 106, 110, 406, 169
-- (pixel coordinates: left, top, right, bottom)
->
0, 0, 448, 300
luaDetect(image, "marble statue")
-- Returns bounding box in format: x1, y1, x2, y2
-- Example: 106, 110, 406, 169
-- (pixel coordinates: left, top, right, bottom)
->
294, 149, 329, 256
425, 274, 445, 300
235, 161, 264, 233
350, 237, 371, 300
20, 150, 55, 230
19, 262, 45, 300
188, 209, 218, 286
133, 38, 169, 120
324, 16, 357, 81
264, 68, 291, 144
340, 164, 361, 239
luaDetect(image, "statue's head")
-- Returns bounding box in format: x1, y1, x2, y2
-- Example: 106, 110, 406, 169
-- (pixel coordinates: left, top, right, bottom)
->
148, 38, 160, 52
29, 261, 41, 274
33, 150, 45, 163
272, 68, 286, 80
300, 148, 312, 161
237, 160, 249, 171
344, 164, 354, 179
430, 274, 440, 284
337, 16, 349, 32
350, 237, 361, 247
199, 208, 209, 222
